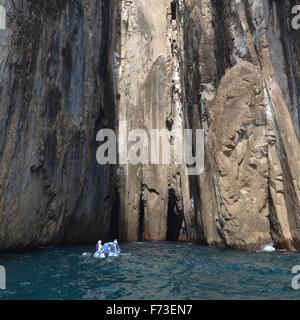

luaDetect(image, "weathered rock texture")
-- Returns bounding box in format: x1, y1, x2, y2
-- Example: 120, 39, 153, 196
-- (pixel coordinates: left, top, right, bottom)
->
1, 0, 300, 251
0, 0, 120, 250
183, 0, 300, 250
117, 0, 191, 242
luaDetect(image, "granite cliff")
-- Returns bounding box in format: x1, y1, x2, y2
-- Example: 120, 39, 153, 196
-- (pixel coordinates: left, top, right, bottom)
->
0, 0, 300, 251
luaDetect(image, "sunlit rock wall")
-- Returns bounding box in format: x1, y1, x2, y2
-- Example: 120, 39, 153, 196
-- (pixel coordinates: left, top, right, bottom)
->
184, 0, 300, 250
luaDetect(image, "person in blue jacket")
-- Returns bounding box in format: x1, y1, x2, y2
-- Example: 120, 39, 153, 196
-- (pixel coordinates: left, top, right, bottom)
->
102, 242, 111, 255
102, 240, 121, 257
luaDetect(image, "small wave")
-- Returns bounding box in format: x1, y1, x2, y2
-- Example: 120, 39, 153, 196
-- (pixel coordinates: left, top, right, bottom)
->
82, 252, 93, 257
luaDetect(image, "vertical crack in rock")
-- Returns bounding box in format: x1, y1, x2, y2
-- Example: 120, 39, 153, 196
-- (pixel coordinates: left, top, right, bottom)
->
138, 187, 145, 241
167, 188, 183, 241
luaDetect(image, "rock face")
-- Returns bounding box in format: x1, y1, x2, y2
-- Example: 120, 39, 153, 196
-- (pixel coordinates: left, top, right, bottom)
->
210, 62, 272, 250
117, 0, 191, 242
0, 0, 120, 250
1, 0, 300, 251
183, 0, 300, 250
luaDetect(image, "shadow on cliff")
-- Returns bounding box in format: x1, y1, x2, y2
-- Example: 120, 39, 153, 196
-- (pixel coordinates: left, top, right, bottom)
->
0, 0, 122, 251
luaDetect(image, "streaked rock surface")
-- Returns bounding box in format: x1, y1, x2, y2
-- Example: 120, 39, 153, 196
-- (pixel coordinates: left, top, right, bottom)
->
0, 0, 300, 250
0, 0, 119, 250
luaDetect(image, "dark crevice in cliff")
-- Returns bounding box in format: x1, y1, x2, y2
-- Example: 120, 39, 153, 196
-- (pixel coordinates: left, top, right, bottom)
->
275, 0, 300, 136
264, 79, 300, 249
188, 175, 205, 243
171, 0, 177, 20
167, 189, 182, 241
280, 146, 300, 244
211, 0, 231, 82
110, 189, 120, 240
138, 194, 145, 242
267, 187, 283, 248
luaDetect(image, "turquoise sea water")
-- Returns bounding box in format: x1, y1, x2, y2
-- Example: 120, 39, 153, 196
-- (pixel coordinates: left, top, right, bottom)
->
0, 242, 300, 300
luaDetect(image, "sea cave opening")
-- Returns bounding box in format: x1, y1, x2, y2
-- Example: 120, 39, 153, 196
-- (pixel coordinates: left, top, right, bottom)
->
167, 189, 183, 241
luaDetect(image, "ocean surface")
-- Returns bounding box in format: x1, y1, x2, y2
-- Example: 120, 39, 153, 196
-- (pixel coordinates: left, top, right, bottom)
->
0, 242, 300, 300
